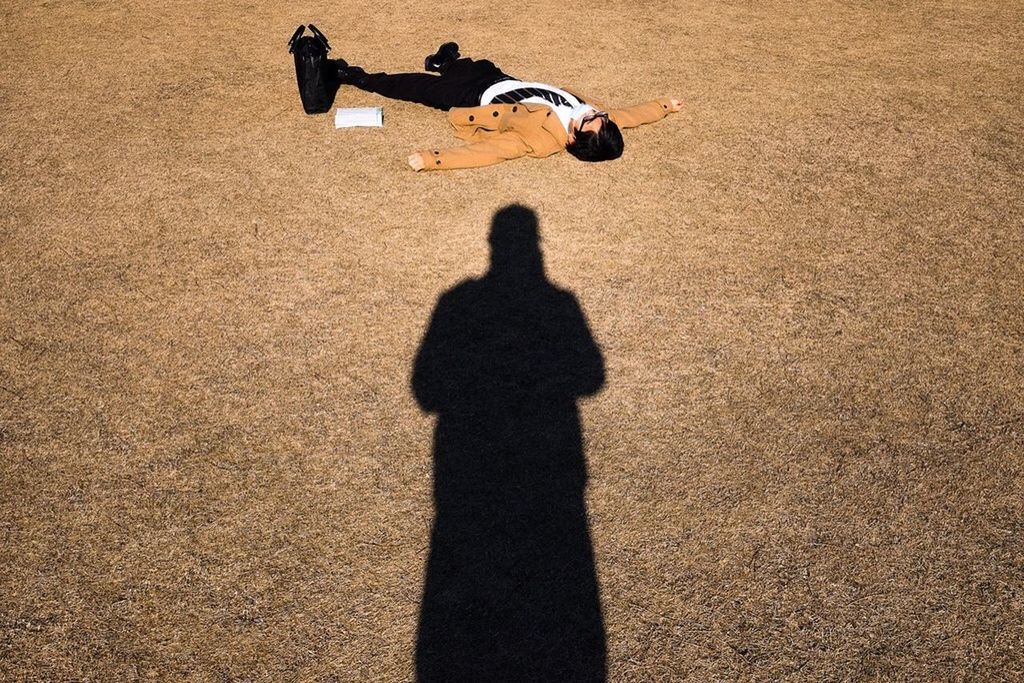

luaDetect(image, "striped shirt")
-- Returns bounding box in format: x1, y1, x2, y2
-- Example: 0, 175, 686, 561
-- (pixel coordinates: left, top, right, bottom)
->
480, 80, 595, 132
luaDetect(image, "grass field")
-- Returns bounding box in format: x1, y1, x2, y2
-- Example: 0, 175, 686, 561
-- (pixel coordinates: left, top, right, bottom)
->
2, 0, 1023, 680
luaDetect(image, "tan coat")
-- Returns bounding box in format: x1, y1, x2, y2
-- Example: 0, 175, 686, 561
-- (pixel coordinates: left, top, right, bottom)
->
415, 97, 677, 171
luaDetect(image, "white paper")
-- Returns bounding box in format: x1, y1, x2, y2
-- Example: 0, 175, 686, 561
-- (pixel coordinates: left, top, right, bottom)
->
334, 107, 384, 128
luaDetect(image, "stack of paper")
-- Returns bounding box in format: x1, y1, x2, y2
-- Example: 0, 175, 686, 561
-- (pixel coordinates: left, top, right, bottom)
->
334, 107, 384, 128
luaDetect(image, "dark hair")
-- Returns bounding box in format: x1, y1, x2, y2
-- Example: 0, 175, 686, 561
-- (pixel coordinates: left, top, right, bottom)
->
565, 118, 624, 162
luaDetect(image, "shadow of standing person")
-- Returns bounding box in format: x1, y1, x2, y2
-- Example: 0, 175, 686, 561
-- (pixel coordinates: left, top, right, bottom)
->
412, 205, 607, 682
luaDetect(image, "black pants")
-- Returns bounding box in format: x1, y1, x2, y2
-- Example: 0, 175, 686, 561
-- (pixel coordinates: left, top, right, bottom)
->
350, 58, 514, 111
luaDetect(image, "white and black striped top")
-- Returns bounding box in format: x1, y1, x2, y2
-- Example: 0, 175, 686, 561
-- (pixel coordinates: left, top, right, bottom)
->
479, 80, 591, 132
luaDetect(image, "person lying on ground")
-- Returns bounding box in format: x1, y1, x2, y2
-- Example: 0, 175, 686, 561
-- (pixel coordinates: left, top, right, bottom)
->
323, 40, 683, 171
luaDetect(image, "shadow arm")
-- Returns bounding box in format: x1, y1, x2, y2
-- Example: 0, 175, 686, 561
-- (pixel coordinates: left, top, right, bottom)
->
558, 292, 606, 398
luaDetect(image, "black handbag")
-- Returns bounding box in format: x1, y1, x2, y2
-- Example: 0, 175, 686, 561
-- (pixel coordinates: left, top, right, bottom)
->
288, 24, 338, 115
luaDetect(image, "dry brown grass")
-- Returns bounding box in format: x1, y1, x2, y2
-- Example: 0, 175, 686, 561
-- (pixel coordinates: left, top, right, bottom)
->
2, 0, 1023, 680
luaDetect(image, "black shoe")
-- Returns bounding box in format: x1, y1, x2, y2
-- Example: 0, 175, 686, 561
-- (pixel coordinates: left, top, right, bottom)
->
334, 58, 367, 86
424, 42, 460, 73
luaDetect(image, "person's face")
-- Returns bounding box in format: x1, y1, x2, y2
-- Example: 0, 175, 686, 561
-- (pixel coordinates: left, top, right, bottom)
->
579, 110, 608, 134
569, 110, 609, 141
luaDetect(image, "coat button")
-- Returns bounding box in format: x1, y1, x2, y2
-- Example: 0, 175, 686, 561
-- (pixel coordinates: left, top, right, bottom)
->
436, 160, 441, 165
493, 111, 499, 117
512, 106, 518, 112
469, 115, 474, 121
433, 150, 439, 155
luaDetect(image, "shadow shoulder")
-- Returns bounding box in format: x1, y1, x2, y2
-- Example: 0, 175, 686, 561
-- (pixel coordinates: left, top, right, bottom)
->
437, 276, 486, 304
549, 282, 586, 308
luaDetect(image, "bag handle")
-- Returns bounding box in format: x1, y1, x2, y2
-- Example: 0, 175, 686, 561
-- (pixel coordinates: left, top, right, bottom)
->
308, 24, 331, 52
287, 24, 306, 53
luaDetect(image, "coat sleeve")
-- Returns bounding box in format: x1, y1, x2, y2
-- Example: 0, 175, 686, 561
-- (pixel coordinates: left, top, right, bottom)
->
607, 98, 676, 129
414, 134, 531, 171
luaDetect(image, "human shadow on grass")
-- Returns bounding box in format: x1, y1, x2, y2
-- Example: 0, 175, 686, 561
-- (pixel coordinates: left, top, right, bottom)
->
411, 205, 607, 682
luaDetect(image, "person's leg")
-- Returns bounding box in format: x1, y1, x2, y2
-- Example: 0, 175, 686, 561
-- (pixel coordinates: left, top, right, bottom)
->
341, 58, 514, 111
348, 71, 449, 109
441, 58, 511, 87
438, 58, 514, 106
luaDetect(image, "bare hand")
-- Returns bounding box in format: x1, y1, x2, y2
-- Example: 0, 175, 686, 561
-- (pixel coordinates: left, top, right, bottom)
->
408, 153, 425, 171
668, 98, 683, 112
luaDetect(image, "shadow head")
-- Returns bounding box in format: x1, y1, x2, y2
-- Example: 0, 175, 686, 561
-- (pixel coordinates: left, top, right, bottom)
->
488, 204, 544, 279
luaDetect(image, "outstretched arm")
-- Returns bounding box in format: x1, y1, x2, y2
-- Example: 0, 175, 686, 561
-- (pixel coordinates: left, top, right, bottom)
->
608, 97, 683, 128
408, 135, 531, 172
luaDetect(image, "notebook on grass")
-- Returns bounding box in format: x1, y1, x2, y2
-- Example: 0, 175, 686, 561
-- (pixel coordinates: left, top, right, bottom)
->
334, 107, 384, 128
